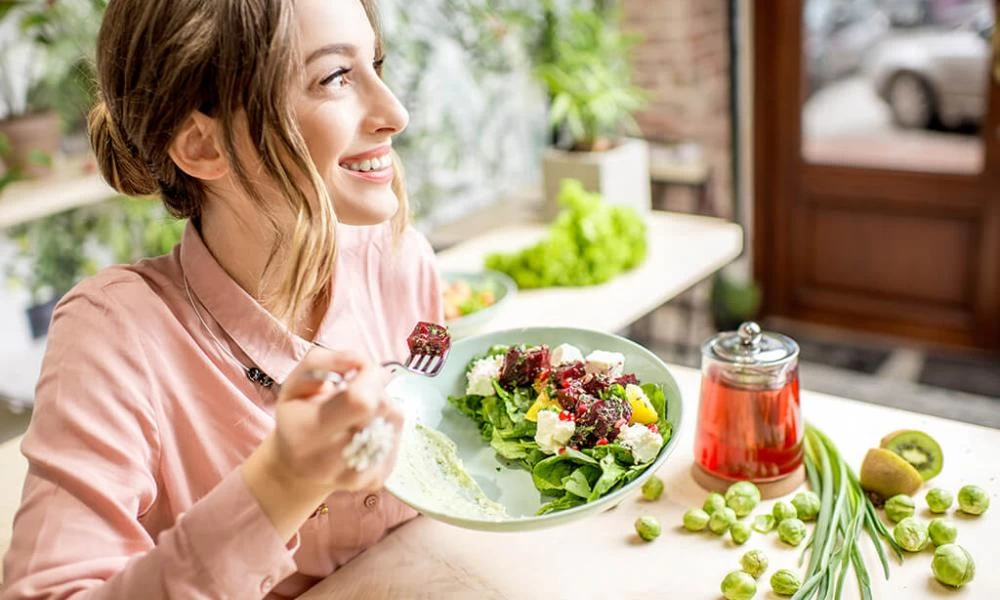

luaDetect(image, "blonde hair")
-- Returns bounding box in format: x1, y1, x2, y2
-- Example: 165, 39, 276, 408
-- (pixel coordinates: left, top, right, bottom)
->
88, 0, 407, 327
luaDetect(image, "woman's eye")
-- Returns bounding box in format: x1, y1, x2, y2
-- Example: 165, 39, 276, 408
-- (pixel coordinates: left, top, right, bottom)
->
321, 68, 351, 89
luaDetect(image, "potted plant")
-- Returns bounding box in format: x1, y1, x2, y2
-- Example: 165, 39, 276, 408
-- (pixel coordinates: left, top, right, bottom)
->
531, 5, 650, 218
3, 206, 101, 338
0, 0, 105, 178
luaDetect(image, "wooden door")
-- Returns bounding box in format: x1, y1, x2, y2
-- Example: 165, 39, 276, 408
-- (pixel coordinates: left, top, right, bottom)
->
754, 0, 1000, 349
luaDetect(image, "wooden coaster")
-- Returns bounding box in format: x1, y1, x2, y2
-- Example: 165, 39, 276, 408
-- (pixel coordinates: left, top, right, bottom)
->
691, 463, 807, 499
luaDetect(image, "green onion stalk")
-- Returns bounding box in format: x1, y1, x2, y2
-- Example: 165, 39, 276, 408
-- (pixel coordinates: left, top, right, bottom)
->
792, 425, 904, 600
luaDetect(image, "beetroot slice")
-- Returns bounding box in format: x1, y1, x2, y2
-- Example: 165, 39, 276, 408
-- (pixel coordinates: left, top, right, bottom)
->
499, 345, 550, 388
406, 322, 451, 356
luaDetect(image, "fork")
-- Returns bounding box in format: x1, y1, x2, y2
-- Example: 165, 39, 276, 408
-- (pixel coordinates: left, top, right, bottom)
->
304, 352, 448, 386
304, 338, 449, 471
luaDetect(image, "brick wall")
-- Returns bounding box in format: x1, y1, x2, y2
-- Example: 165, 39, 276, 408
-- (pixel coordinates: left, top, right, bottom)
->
623, 0, 733, 219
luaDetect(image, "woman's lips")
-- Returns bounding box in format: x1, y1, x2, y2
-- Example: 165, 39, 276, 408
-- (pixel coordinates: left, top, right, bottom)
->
339, 146, 393, 183
340, 146, 394, 183
342, 163, 394, 183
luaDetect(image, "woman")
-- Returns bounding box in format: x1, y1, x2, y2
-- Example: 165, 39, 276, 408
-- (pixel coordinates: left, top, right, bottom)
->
1, 0, 442, 597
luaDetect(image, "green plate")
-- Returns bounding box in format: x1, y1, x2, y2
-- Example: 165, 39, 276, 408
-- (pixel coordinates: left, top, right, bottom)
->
385, 327, 684, 532
442, 270, 517, 339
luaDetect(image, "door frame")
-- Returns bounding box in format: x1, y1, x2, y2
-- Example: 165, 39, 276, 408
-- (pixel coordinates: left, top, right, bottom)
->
752, 1, 1000, 349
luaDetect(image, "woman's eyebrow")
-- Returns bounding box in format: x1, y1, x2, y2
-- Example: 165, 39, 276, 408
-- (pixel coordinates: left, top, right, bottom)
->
305, 43, 357, 65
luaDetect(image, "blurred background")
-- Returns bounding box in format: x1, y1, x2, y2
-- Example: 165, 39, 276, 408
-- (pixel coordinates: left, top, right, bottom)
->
1, 0, 998, 444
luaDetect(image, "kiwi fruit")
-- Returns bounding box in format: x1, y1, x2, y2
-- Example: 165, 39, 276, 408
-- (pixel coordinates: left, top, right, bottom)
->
880, 430, 943, 481
860, 448, 924, 502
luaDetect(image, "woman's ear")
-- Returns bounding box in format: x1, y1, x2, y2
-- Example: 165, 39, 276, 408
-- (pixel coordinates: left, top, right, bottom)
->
168, 111, 228, 181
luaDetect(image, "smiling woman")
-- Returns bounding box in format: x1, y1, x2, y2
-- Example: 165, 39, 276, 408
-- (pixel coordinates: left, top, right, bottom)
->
1, 1, 445, 598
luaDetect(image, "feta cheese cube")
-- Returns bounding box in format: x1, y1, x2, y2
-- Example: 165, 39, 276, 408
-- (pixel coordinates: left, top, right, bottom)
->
618, 423, 663, 464
535, 410, 576, 455
465, 355, 504, 397
550, 343, 584, 367
584, 350, 625, 378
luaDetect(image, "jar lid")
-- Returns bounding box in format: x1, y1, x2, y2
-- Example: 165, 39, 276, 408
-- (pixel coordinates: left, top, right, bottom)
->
707, 322, 799, 367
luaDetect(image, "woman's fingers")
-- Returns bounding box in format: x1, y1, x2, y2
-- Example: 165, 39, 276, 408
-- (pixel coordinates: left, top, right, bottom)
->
280, 347, 367, 403
318, 361, 386, 429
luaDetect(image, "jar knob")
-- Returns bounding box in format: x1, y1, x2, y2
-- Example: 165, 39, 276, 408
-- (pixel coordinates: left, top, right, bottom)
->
738, 321, 762, 348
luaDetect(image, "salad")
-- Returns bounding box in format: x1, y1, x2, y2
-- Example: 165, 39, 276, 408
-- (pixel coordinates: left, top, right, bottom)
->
443, 278, 497, 321
449, 343, 672, 514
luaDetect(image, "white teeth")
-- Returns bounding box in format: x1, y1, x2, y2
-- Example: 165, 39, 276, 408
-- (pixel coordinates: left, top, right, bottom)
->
343, 155, 390, 172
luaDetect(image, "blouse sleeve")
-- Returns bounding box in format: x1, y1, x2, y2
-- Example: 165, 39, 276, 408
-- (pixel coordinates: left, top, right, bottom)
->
1, 282, 298, 599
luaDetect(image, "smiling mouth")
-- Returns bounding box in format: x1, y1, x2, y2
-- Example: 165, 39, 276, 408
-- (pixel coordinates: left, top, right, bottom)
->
339, 153, 393, 173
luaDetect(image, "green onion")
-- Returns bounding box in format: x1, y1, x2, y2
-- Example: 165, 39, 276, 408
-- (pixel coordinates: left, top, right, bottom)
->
791, 425, 902, 600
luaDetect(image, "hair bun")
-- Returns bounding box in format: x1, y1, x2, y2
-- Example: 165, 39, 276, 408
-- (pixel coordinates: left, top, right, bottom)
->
88, 101, 158, 196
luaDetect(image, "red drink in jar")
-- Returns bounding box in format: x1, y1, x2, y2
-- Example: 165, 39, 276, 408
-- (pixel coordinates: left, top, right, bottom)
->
694, 322, 804, 489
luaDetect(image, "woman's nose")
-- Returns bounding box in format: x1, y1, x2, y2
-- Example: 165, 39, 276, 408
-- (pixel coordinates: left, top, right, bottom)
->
364, 78, 409, 137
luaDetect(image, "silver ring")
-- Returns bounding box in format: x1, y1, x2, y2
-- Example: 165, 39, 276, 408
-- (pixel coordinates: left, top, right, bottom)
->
342, 416, 396, 472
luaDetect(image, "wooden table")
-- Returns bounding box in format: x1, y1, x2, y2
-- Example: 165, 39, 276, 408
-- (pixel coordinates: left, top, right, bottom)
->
302, 365, 1000, 599
434, 211, 743, 335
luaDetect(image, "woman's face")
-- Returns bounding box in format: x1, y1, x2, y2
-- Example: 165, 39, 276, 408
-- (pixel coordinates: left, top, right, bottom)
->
293, 0, 409, 226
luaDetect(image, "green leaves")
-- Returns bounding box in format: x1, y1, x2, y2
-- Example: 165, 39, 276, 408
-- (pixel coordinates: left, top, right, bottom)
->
484, 179, 648, 289
532, 8, 648, 149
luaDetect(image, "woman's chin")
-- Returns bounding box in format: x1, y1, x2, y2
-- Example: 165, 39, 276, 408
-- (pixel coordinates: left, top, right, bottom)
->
329, 187, 400, 226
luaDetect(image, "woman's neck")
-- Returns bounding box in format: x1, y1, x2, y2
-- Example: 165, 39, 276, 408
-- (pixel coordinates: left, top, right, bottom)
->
198, 204, 328, 341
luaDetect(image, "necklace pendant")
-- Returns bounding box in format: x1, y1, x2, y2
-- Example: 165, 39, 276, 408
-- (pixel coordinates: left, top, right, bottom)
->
247, 367, 274, 388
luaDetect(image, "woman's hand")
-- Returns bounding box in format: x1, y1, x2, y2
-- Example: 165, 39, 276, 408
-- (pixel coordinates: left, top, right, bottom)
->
242, 348, 403, 539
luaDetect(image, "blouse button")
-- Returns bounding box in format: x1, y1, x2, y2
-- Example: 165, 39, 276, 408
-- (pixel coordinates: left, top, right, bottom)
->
363, 494, 379, 509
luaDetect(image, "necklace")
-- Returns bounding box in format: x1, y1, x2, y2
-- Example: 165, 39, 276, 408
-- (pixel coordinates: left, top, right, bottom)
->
183, 273, 275, 389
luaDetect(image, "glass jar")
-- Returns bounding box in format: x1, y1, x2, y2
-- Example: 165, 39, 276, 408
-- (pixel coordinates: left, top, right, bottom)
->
694, 322, 803, 483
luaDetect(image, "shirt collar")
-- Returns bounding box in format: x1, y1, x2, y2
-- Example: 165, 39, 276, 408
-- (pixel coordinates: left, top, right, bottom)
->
179, 222, 311, 386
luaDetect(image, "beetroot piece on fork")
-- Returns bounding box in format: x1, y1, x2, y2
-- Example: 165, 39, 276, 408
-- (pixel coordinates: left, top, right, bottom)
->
406, 322, 451, 357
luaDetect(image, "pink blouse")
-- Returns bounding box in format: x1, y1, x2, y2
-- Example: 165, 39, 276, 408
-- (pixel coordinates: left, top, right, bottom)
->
1, 221, 443, 599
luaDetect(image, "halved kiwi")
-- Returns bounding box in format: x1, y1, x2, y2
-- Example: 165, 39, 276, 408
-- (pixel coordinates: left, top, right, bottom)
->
859, 448, 924, 502
880, 430, 943, 481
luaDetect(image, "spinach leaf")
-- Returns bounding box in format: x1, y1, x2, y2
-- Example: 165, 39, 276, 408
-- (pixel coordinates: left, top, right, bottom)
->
531, 449, 599, 491
563, 468, 593, 499
538, 491, 586, 515
588, 454, 627, 501
583, 443, 634, 466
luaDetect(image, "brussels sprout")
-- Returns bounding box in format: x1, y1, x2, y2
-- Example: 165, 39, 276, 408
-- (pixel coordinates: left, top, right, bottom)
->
709, 507, 738, 535
704, 492, 727, 515
932, 544, 975, 588
740, 549, 769, 579
634, 516, 661, 541
725, 481, 762, 518
791, 491, 821, 521
770, 569, 802, 596
730, 521, 751, 545
683, 508, 710, 532
721, 570, 757, 600
925, 488, 953, 514
753, 514, 776, 533
772, 501, 798, 523
893, 517, 929, 552
928, 518, 958, 547
641, 476, 664, 501
957, 485, 989, 516
778, 518, 807, 546
884, 494, 915, 523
